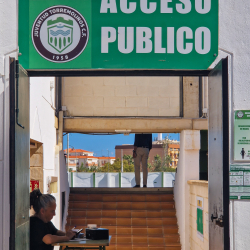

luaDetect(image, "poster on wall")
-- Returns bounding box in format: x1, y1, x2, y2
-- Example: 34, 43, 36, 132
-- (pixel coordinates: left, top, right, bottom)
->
230, 164, 250, 200
19, 0, 218, 70
197, 196, 204, 241
234, 110, 250, 161
30, 180, 39, 192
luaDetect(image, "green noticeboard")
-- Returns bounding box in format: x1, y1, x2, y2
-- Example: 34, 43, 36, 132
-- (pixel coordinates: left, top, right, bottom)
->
19, 0, 218, 70
230, 164, 250, 200
234, 110, 250, 161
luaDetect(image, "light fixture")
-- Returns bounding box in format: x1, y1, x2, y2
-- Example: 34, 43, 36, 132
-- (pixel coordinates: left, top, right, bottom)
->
115, 130, 131, 136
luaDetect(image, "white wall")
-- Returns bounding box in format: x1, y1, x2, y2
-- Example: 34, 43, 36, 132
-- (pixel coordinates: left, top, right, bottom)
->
59, 150, 70, 231
212, 1, 250, 249
174, 130, 200, 250
30, 77, 56, 192
30, 80, 71, 232
0, 0, 18, 248
1, 0, 250, 248
63, 76, 180, 117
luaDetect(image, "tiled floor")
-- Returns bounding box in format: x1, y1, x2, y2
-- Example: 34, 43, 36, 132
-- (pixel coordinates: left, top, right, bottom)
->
66, 189, 181, 250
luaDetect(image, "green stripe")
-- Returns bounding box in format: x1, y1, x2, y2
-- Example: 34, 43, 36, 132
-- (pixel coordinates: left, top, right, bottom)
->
240, 196, 250, 199
93, 173, 95, 187
47, 17, 73, 26
18, 0, 30, 68
230, 196, 238, 199
71, 172, 73, 187
119, 172, 121, 188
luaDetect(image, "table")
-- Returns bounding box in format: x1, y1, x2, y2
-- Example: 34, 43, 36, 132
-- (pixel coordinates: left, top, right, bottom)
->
52, 236, 111, 250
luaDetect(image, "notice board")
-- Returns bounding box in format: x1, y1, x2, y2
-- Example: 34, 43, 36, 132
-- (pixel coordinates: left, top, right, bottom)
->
230, 165, 250, 200
234, 110, 250, 161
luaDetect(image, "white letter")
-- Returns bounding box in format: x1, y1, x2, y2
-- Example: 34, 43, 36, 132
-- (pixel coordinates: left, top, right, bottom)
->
155, 27, 166, 53
136, 27, 152, 53
120, 0, 136, 13
140, 0, 157, 14
195, 27, 210, 54
118, 27, 134, 53
100, 0, 117, 13
167, 27, 175, 53
177, 27, 193, 54
176, 0, 191, 14
101, 27, 117, 53
161, 0, 173, 13
195, 0, 211, 14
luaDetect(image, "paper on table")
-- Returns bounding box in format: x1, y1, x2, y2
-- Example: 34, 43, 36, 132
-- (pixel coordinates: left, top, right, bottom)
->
69, 238, 90, 241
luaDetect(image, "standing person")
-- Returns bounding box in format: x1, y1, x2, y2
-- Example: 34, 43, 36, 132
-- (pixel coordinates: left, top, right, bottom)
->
133, 133, 152, 188
30, 189, 76, 250
240, 148, 246, 159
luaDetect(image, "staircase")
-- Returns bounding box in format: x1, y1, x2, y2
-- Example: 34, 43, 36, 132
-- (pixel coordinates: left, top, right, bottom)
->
66, 188, 181, 250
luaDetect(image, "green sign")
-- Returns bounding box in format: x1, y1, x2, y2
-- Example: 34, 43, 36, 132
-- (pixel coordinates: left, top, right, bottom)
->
196, 196, 203, 240
19, 0, 218, 70
234, 110, 250, 161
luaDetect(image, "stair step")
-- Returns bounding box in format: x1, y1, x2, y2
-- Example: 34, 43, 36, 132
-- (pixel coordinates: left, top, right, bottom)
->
68, 201, 175, 210
68, 209, 176, 218
114, 235, 180, 243
110, 236, 178, 245
68, 217, 177, 227
109, 243, 182, 250
69, 194, 174, 202
66, 225, 179, 235
107, 247, 182, 250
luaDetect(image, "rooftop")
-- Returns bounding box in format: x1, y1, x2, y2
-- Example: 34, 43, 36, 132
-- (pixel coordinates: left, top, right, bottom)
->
64, 148, 93, 153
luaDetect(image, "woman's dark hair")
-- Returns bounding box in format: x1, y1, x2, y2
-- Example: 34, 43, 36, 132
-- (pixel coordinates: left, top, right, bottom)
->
30, 189, 56, 214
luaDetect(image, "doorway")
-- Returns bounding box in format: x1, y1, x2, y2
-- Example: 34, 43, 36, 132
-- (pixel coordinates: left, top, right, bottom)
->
9, 58, 229, 250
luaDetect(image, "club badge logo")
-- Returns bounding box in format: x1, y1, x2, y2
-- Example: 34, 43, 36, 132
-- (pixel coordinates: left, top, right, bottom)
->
237, 111, 244, 118
32, 5, 89, 63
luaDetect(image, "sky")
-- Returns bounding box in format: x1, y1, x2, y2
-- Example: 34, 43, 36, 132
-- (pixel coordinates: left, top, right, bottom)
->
63, 133, 180, 157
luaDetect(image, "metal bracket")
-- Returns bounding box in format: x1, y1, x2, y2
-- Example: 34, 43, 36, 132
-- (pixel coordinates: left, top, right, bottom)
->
15, 61, 24, 129
211, 214, 218, 222
211, 214, 224, 227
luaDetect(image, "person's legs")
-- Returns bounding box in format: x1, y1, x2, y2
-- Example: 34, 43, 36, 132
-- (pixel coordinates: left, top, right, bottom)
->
134, 148, 142, 186
141, 148, 149, 186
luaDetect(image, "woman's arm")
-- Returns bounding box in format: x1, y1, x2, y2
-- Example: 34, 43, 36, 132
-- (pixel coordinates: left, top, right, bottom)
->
56, 230, 66, 236
43, 231, 75, 245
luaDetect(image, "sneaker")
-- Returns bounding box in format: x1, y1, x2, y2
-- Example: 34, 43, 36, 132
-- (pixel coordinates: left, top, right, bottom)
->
143, 185, 147, 188
133, 185, 140, 188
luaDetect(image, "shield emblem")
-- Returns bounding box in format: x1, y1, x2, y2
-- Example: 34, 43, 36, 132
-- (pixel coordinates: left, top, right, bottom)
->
47, 17, 73, 53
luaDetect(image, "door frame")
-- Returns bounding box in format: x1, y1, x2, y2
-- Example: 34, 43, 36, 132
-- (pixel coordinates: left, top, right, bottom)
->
208, 57, 230, 250
221, 58, 230, 249
9, 58, 30, 250
10, 59, 230, 249
9, 57, 16, 250
27, 69, 210, 77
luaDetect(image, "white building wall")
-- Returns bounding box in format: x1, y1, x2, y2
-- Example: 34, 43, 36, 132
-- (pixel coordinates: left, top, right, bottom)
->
29, 77, 67, 232
218, 1, 250, 249
174, 130, 200, 250
1, 0, 250, 249
0, 0, 18, 248
62, 76, 180, 117
30, 77, 56, 192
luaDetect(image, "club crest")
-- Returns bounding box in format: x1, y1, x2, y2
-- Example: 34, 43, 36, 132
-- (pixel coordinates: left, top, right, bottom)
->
32, 5, 89, 63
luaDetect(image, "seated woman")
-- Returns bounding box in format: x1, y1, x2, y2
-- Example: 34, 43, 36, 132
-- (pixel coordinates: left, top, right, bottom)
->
30, 189, 76, 250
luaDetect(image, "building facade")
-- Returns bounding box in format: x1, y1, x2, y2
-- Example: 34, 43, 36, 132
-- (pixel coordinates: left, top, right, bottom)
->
64, 148, 115, 170
1, 0, 250, 249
